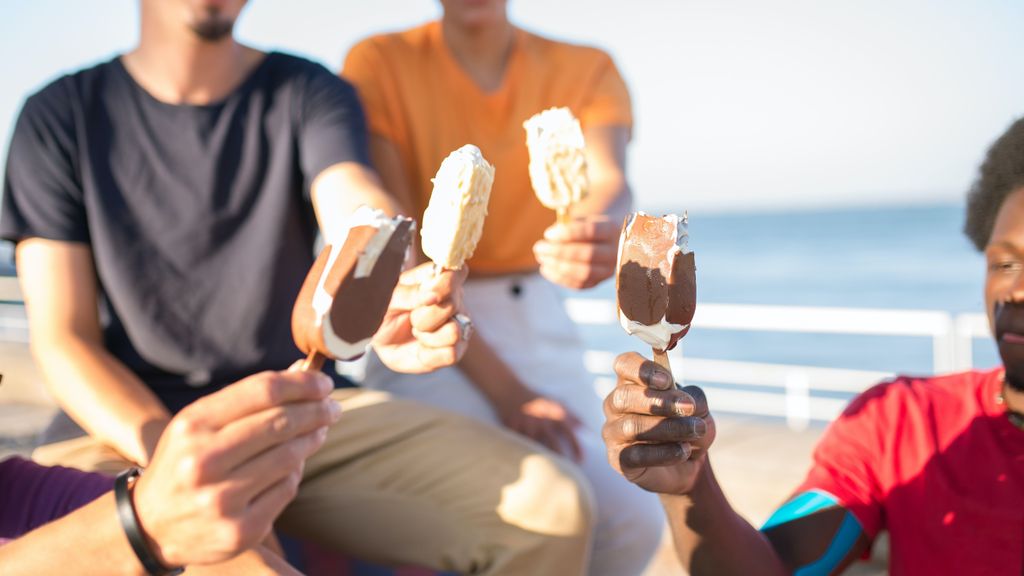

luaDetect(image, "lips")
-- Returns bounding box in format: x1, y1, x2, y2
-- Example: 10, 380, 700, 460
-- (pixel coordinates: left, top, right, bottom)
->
994, 301, 1024, 344
1002, 332, 1024, 345
995, 302, 1024, 388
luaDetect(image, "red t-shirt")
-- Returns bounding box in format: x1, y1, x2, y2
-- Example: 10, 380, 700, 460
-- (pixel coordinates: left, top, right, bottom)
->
795, 368, 1024, 575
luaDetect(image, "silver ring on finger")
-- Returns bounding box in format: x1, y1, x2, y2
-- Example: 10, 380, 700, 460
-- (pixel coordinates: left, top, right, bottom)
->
453, 313, 473, 341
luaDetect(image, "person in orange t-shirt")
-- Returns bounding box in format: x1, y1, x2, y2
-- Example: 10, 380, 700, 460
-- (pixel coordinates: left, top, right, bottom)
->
343, 2, 662, 574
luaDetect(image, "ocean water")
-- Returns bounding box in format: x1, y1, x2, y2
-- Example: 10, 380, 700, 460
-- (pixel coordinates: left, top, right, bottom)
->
0, 203, 998, 386
575, 202, 1001, 379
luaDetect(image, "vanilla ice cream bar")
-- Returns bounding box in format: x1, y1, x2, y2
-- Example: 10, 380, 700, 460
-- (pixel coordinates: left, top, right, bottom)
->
420, 144, 495, 270
616, 212, 696, 353
523, 107, 589, 221
292, 206, 415, 366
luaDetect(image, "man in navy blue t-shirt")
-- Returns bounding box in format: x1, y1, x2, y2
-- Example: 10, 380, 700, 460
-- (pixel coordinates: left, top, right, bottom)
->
1, 1, 592, 573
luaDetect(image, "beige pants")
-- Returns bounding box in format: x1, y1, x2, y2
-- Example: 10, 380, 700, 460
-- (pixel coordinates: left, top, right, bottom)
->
33, 389, 594, 575
363, 274, 665, 576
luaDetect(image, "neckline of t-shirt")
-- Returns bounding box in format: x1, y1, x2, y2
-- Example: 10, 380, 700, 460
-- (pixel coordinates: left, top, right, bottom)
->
431, 20, 523, 101
985, 368, 1024, 446
112, 51, 280, 110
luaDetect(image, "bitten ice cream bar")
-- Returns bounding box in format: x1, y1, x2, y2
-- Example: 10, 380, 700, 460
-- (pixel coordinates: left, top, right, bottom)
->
615, 211, 696, 371
523, 107, 589, 224
420, 144, 495, 271
292, 206, 415, 370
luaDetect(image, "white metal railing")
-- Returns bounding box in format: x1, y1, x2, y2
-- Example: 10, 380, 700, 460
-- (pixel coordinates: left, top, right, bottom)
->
566, 299, 992, 430
0, 272, 994, 431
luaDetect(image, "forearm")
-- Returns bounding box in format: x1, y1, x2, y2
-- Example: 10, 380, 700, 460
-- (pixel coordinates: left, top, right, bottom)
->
33, 335, 170, 465
0, 494, 298, 576
186, 546, 302, 576
576, 125, 633, 222
574, 177, 632, 223
665, 462, 788, 576
312, 162, 407, 243
0, 493, 145, 575
457, 333, 529, 406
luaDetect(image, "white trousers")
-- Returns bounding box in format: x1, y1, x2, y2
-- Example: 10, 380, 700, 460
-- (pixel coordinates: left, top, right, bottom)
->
363, 273, 663, 576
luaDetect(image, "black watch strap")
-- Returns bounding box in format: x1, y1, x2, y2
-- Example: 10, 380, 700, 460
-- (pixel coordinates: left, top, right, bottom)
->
114, 467, 185, 576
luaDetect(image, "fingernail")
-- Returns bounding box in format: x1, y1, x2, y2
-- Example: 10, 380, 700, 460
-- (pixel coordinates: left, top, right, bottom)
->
328, 400, 343, 421
543, 226, 565, 241
317, 426, 329, 441
693, 419, 707, 437
652, 370, 673, 389
317, 374, 333, 394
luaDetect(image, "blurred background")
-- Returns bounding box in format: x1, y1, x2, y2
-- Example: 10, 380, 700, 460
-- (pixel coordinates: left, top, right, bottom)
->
4, 0, 1024, 213
1, 3, 1023, 572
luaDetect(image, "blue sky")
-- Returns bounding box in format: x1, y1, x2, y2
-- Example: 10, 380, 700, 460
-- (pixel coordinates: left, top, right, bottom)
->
3, 0, 1023, 213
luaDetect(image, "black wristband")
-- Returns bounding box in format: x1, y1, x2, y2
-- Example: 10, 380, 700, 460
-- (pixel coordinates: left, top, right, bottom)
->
114, 468, 185, 576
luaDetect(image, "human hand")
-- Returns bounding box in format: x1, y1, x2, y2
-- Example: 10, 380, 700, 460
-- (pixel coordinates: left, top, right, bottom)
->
533, 215, 619, 289
373, 262, 470, 373
497, 386, 583, 462
602, 352, 715, 495
132, 369, 341, 567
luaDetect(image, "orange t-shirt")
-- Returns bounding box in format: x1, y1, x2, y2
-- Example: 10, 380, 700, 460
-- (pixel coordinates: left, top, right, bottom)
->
342, 21, 632, 274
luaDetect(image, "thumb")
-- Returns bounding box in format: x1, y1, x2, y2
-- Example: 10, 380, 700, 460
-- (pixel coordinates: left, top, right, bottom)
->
543, 222, 571, 241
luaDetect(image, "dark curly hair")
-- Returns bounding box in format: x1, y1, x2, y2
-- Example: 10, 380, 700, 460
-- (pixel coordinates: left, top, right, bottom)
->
964, 117, 1024, 251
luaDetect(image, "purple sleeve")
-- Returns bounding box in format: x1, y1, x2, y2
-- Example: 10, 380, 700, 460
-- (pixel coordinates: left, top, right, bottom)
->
0, 456, 115, 539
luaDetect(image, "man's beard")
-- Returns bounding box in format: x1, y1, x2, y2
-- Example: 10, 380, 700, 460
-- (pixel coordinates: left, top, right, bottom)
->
189, 10, 235, 42
994, 301, 1024, 392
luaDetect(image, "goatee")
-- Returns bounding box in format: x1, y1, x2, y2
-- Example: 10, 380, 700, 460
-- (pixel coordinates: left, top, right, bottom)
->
189, 8, 235, 42
190, 19, 234, 42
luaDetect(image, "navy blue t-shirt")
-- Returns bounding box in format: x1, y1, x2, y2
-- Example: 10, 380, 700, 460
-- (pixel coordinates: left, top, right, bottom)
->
1, 53, 364, 412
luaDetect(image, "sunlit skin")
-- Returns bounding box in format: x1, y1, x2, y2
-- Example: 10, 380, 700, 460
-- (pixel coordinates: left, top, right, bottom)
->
983, 185, 1024, 411
125, 0, 259, 106
439, 0, 508, 30
438, 0, 513, 92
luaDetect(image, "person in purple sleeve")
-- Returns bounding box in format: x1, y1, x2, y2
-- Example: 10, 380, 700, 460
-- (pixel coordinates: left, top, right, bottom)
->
0, 368, 339, 575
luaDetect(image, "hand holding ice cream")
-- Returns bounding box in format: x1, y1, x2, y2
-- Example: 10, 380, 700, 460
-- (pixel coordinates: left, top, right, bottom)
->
533, 215, 620, 290
372, 262, 470, 374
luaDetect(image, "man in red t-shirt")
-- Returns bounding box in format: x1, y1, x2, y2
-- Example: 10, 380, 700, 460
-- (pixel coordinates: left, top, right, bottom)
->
600, 118, 1024, 575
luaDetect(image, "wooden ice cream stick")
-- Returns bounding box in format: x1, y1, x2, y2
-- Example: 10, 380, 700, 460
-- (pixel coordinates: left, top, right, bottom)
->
653, 349, 672, 373
299, 350, 325, 372
556, 207, 571, 226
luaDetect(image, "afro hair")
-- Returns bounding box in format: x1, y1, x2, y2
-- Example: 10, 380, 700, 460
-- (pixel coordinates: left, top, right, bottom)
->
965, 117, 1024, 251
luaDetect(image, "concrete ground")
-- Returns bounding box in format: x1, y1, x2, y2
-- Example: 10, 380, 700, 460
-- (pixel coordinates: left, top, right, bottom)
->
0, 340, 887, 574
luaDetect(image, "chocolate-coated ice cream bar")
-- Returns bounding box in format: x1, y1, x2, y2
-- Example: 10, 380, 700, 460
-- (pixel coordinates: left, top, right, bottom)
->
616, 212, 696, 359
292, 206, 415, 370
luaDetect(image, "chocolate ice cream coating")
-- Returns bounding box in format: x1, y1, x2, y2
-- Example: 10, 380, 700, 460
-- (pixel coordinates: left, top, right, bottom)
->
616, 213, 696, 352
292, 218, 414, 361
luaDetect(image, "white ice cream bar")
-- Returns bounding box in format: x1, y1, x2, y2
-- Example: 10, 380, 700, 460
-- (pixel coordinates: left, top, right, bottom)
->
523, 107, 589, 211
313, 206, 409, 359
421, 144, 495, 270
